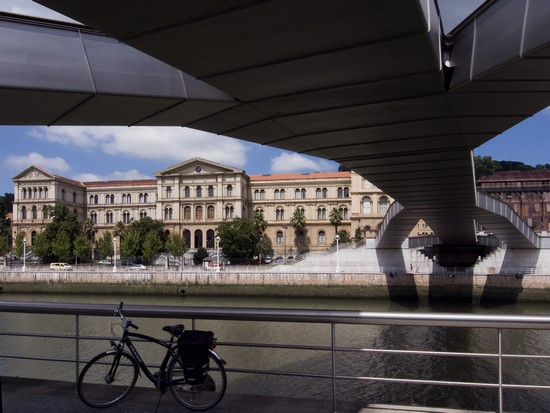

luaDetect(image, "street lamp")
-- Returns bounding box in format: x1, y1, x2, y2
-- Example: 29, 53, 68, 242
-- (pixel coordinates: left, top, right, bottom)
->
22, 239, 26, 272
335, 234, 340, 273
215, 236, 221, 272
113, 238, 117, 272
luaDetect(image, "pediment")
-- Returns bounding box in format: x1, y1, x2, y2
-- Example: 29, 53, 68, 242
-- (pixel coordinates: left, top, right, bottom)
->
12, 165, 56, 181
155, 157, 244, 177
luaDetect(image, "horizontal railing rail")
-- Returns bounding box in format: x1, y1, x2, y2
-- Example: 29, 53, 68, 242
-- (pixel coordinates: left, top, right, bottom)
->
2, 301, 550, 413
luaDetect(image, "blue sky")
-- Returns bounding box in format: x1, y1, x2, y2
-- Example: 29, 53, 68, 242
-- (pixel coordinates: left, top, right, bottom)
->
1, 0, 548, 194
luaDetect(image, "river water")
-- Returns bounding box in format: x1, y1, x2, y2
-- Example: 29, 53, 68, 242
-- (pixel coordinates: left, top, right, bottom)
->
1, 293, 550, 411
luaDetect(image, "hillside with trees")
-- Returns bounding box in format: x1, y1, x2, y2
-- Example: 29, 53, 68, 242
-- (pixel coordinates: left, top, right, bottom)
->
474, 156, 549, 179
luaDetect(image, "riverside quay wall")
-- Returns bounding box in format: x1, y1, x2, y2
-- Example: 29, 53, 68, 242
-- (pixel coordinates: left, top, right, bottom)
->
0, 269, 548, 302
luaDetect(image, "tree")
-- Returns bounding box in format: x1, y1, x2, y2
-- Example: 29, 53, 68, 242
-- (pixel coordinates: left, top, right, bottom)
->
331, 229, 352, 247
166, 233, 188, 267
290, 209, 306, 232
474, 156, 499, 180
113, 221, 127, 239
142, 231, 163, 264
121, 230, 140, 260
0, 234, 10, 258
193, 246, 209, 265
353, 227, 363, 243
329, 207, 343, 234
32, 232, 51, 263
83, 218, 97, 242
73, 233, 91, 266
14, 232, 26, 258
52, 231, 72, 261
97, 231, 114, 260
43, 204, 81, 244
216, 217, 262, 260
253, 210, 268, 258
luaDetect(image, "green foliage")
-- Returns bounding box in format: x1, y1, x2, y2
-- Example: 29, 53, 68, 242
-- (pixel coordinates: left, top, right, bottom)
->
73, 233, 91, 265
1, 193, 14, 213
353, 227, 363, 243
142, 231, 163, 264
14, 232, 25, 257
32, 232, 51, 261
216, 217, 262, 259
193, 247, 209, 265
253, 210, 268, 235
97, 231, 114, 260
329, 207, 343, 233
52, 231, 72, 261
474, 155, 540, 179
166, 233, 188, 266
121, 230, 140, 259
331, 229, 352, 247
83, 218, 97, 241
0, 234, 10, 257
113, 221, 127, 239
290, 209, 306, 232
43, 204, 81, 247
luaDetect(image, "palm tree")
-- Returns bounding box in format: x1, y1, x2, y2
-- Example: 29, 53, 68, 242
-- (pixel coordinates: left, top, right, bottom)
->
113, 221, 126, 239
329, 207, 343, 234
83, 218, 97, 242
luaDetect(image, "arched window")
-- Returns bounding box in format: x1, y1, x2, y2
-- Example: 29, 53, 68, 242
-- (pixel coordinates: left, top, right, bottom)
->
31, 206, 37, 219
183, 206, 191, 220
260, 189, 265, 199
144, 193, 148, 202
207, 205, 215, 219
166, 186, 172, 198
43, 206, 49, 219
337, 187, 343, 198
183, 230, 191, 248
194, 230, 203, 248
33, 188, 37, 199
90, 212, 97, 223
208, 185, 214, 197
206, 229, 215, 248
318, 231, 326, 244
22, 188, 26, 199
280, 189, 286, 199
344, 187, 349, 197
379, 196, 390, 214
225, 205, 234, 219
105, 194, 110, 204
274, 189, 280, 199
254, 190, 260, 200
339, 207, 349, 220
21, 206, 27, 219
122, 194, 127, 204
44, 188, 48, 199
317, 207, 326, 220
89, 195, 94, 204
164, 207, 173, 220
298, 230, 305, 244
123, 211, 131, 223
31, 231, 37, 245
196, 186, 202, 198
276, 231, 283, 244
140, 210, 147, 219
184, 186, 191, 198
110, 194, 115, 204
38, 188, 43, 199
276, 207, 285, 221
139, 193, 144, 203
61, 189, 65, 200
195, 206, 203, 220
73, 192, 76, 202
362, 196, 372, 214
106, 211, 113, 224
227, 185, 233, 196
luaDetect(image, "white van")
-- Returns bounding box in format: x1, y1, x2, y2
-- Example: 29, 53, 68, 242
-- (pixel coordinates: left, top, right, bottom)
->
49, 263, 73, 271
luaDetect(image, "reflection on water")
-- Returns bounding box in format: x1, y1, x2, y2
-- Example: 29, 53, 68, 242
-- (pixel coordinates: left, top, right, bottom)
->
1, 293, 550, 411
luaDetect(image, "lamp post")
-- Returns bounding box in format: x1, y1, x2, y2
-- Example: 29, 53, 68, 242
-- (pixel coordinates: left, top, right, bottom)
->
335, 234, 340, 273
215, 236, 221, 272
22, 239, 26, 272
113, 238, 117, 272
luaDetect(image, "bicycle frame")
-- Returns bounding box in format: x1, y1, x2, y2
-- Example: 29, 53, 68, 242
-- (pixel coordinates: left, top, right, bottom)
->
114, 328, 184, 388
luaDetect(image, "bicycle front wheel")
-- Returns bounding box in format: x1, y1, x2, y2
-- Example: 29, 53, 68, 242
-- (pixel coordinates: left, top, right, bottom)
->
78, 350, 139, 408
168, 351, 227, 411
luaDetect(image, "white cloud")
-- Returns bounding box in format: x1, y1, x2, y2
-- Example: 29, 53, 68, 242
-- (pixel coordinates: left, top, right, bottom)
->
72, 169, 151, 182
4, 152, 70, 174
270, 152, 335, 174
29, 126, 250, 168
0, 0, 76, 22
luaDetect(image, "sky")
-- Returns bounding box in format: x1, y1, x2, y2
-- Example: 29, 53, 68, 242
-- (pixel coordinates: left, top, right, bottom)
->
0, 0, 549, 195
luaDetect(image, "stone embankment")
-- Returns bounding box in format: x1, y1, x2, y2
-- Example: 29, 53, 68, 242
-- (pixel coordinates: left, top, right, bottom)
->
1, 268, 549, 302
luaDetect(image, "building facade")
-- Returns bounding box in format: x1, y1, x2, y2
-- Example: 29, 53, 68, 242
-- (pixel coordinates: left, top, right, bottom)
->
477, 170, 550, 233
12, 158, 431, 256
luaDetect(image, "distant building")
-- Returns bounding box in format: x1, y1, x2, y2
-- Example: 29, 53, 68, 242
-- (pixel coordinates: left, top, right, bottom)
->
12, 158, 432, 256
477, 170, 550, 232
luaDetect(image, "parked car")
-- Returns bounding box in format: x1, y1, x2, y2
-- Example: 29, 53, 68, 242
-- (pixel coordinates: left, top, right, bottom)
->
128, 264, 146, 271
264, 256, 272, 264
98, 260, 111, 265
121, 259, 137, 266
49, 263, 73, 271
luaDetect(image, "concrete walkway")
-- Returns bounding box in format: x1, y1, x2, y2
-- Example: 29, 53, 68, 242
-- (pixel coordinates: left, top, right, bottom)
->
0, 377, 362, 413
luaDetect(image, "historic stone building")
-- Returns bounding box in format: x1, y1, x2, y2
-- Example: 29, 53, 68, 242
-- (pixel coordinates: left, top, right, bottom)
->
12, 157, 431, 256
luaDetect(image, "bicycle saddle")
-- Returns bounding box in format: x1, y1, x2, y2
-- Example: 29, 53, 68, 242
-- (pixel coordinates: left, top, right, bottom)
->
162, 324, 185, 337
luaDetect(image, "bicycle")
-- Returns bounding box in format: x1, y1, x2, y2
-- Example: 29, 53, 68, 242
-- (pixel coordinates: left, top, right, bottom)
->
77, 302, 227, 411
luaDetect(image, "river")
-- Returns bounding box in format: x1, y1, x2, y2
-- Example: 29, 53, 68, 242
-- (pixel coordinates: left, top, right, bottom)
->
1, 292, 550, 411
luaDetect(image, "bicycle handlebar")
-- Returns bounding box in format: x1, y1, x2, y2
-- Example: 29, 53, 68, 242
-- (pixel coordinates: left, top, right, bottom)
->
115, 302, 139, 330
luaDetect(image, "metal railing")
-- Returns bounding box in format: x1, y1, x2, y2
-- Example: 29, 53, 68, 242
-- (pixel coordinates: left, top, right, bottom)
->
1, 301, 550, 412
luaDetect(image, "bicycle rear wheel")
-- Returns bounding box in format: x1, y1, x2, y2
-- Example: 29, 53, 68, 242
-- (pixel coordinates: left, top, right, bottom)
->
78, 350, 139, 408
168, 351, 227, 411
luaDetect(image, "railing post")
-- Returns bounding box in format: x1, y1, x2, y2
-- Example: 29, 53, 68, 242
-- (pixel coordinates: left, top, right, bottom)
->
498, 328, 503, 413
75, 314, 80, 383
331, 323, 337, 413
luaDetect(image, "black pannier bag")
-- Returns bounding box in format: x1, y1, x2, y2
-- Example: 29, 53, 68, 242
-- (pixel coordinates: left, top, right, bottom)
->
178, 330, 214, 385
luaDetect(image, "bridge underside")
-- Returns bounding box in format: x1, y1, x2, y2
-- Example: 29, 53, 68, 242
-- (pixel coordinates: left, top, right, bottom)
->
3, 0, 550, 249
